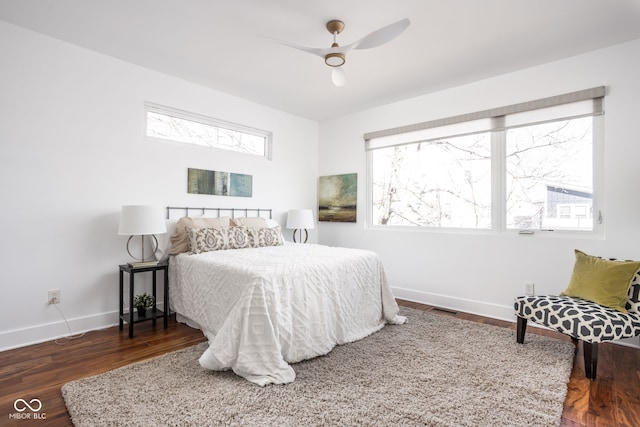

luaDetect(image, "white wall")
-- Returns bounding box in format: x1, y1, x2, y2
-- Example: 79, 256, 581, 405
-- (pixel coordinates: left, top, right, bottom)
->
2, 18, 639, 352
0, 21, 318, 350
319, 39, 640, 348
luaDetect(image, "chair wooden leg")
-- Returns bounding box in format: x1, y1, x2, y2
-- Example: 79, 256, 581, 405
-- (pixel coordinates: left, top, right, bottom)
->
516, 316, 527, 344
570, 337, 579, 353
583, 341, 598, 380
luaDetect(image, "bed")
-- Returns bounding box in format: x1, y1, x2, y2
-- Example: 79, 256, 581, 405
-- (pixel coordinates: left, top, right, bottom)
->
162, 207, 406, 386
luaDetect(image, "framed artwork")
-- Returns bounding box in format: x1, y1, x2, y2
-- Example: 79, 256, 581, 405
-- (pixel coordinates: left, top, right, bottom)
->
187, 168, 252, 197
318, 173, 357, 222
229, 173, 253, 197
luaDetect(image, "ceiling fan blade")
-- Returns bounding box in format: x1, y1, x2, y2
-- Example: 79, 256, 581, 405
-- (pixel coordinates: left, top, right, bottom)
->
258, 35, 331, 58
331, 67, 346, 87
350, 18, 410, 50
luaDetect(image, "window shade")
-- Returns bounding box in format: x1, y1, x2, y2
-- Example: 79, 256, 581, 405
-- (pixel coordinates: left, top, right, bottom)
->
364, 86, 605, 151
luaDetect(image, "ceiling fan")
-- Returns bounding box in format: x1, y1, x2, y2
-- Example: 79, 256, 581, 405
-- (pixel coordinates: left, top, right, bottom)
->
261, 18, 410, 87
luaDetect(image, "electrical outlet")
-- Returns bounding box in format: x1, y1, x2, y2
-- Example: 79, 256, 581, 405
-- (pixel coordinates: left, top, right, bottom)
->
524, 282, 535, 296
48, 289, 61, 304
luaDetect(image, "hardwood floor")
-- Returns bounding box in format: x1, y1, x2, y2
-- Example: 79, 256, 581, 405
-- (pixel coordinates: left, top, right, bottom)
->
1, 300, 638, 426
0, 319, 207, 427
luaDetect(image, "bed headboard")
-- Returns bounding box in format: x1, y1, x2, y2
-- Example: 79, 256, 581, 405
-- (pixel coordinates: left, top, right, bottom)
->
166, 206, 272, 220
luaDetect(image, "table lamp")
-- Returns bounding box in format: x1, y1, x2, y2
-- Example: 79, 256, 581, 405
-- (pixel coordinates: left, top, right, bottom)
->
118, 205, 166, 267
286, 209, 315, 243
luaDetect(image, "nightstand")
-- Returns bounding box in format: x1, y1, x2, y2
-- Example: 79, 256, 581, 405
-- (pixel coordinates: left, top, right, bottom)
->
118, 262, 169, 338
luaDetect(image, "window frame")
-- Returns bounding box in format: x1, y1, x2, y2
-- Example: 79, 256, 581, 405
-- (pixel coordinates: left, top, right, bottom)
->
144, 102, 273, 160
365, 90, 605, 237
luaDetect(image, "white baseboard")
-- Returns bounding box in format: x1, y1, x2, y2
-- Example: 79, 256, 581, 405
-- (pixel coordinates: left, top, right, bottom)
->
392, 286, 640, 350
0, 302, 167, 352
392, 286, 516, 322
3, 293, 638, 352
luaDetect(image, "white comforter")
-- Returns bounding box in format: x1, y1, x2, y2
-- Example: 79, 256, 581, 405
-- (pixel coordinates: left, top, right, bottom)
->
169, 243, 405, 386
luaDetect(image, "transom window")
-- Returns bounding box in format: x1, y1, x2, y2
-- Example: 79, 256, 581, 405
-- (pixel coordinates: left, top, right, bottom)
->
145, 103, 272, 159
366, 87, 604, 233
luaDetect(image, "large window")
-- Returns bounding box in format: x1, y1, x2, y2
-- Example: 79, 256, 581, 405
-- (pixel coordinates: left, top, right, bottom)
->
145, 103, 272, 159
505, 117, 593, 230
371, 133, 492, 228
366, 87, 604, 233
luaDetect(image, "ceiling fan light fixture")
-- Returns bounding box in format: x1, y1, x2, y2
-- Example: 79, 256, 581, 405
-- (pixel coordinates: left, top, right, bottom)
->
262, 18, 409, 87
325, 52, 345, 67
331, 67, 346, 87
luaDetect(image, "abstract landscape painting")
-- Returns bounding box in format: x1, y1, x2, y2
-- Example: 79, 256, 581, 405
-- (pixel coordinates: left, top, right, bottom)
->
318, 173, 357, 222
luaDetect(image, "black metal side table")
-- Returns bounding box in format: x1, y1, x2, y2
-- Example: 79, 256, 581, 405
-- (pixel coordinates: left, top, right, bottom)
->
118, 262, 169, 338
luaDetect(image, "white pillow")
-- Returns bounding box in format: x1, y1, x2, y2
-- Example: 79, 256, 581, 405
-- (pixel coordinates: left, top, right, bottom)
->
156, 218, 178, 262
265, 218, 280, 228
233, 217, 268, 228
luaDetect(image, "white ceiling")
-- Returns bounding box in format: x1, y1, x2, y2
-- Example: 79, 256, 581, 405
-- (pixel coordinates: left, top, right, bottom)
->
2, 0, 640, 121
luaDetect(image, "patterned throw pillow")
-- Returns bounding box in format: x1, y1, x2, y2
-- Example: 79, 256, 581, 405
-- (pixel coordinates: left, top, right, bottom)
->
226, 226, 252, 249
257, 226, 283, 247
168, 216, 231, 255
186, 227, 227, 254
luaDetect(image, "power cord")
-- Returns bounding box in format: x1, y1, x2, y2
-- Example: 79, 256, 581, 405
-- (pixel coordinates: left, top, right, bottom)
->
52, 303, 86, 345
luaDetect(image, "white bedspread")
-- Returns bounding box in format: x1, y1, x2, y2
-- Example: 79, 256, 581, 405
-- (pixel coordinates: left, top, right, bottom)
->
169, 243, 405, 386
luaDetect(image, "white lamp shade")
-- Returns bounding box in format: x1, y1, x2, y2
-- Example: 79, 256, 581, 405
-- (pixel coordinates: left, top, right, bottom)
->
118, 205, 166, 235
286, 209, 315, 230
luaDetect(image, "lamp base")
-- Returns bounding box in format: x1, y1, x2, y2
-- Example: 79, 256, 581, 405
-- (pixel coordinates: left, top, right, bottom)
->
126, 234, 160, 267
292, 229, 309, 243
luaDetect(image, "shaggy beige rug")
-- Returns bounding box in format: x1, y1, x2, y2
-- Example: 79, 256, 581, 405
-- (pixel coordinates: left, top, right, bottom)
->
62, 307, 574, 426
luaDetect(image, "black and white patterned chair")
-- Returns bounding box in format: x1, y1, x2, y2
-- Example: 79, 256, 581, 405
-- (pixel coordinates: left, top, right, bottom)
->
514, 272, 640, 380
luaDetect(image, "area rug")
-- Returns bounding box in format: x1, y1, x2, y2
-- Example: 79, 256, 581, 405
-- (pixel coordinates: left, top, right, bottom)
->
62, 307, 574, 426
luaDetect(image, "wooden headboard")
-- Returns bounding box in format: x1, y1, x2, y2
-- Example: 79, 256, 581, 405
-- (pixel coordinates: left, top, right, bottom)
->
166, 206, 272, 220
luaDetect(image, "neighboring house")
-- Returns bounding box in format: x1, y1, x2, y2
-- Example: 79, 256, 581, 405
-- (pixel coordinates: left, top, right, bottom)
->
513, 183, 593, 230
545, 184, 593, 228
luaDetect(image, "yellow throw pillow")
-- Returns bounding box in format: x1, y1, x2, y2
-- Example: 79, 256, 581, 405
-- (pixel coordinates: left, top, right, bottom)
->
560, 249, 640, 312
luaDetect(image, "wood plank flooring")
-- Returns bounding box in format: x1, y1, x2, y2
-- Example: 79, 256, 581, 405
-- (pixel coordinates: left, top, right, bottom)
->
1, 300, 638, 426
0, 319, 207, 427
